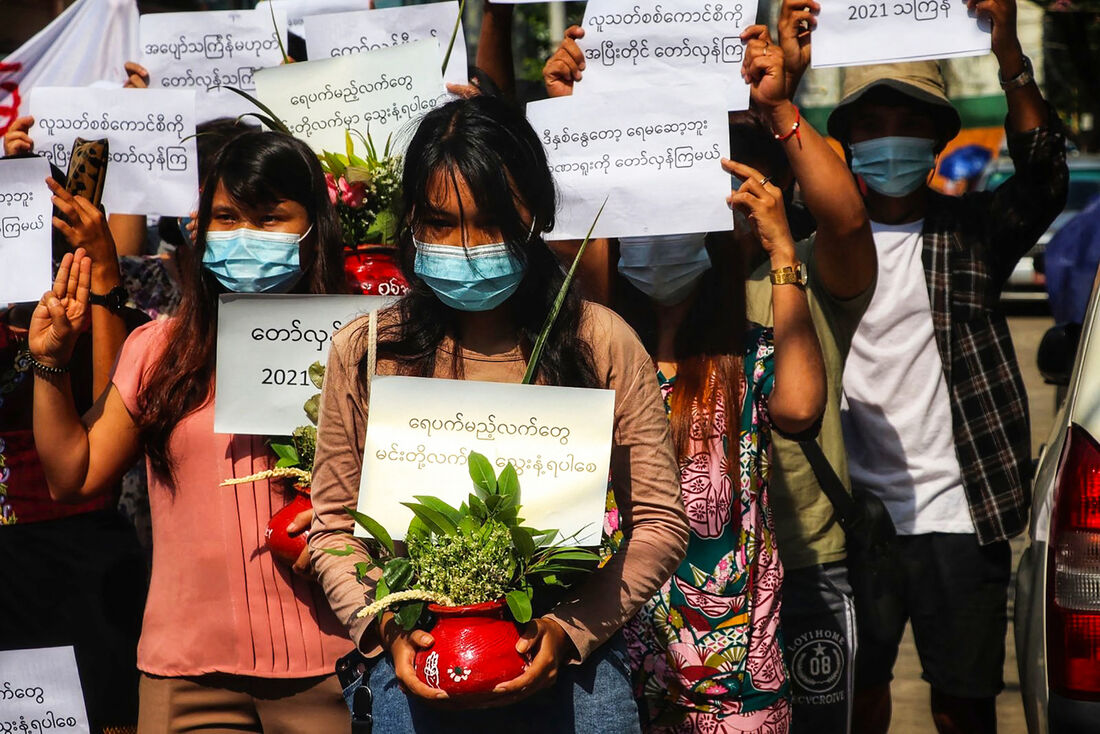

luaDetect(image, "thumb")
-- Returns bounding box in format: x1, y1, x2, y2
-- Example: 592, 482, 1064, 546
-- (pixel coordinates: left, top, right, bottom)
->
409, 629, 435, 650
515, 621, 539, 654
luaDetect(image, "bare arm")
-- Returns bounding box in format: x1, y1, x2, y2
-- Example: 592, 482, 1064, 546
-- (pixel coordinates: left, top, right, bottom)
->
29, 251, 141, 502
971, 0, 1046, 133
107, 214, 147, 257
476, 0, 516, 98
725, 160, 825, 435
743, 24, 874, 301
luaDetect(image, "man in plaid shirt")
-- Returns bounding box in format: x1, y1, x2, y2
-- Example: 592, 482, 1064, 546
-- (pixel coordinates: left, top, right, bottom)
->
820, 0, 1068, 731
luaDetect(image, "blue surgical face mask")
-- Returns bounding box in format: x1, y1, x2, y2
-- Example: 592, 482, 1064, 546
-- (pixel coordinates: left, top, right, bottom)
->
202, 226, 311, 293
618, 233, 711, 305
849, 136, 936, 198
413, 240, 527, 312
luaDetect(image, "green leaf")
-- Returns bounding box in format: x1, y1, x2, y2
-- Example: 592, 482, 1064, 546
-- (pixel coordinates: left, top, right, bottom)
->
266, 0, 290, 63
225, 88, 290, 134
411, 496, 462, 525
522, 197, 608, 385
355, 561, 374, 581
401, 502, 458, 536
541, 549, 601, 562
532, 529, 560, 547
395, 600, 424, 631
407, 516, 430, 540
303, 394, 320, 426
457, 515, 479, 535
322, 151, 347, 178
343, 506, 395, 555
321, 543, 358, 557
497, 463, 520, 500
375, 576, 389, 601
468, 451, 497, 495
308, 362, 326, 390
345, 130, 355, 160
509, 526, 535, 560
382, 557, 414, 592
468, 494, 488, 521
505, 589, 533, 623
271, 442, 300, 468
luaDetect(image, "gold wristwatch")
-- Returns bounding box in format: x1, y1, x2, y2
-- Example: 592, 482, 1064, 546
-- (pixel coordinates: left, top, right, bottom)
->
769, 261, 807, 286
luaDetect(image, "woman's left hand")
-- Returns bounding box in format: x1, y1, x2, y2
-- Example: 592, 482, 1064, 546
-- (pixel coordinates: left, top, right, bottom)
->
722, 159, 797, 262
286, 509, 314, 576
485, 617, 572, 706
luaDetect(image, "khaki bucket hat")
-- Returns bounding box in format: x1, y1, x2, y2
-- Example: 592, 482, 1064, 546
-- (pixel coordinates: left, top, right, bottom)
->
827, 61, 962, 145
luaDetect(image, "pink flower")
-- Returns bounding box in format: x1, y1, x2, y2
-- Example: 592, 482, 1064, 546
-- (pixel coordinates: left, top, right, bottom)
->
324, 173, 338, 206
338, 177, 366, 208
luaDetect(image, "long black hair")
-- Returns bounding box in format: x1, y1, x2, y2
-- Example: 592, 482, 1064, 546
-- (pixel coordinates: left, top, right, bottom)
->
363, 95, 598, 389
138, 131, 345, 482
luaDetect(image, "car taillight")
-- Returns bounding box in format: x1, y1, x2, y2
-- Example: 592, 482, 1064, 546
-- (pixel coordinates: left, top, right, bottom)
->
1048, 425, 1100, 700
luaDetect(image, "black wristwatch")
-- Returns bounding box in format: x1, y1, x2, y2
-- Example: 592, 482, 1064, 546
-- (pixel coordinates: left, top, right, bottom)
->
89, 285, 129, 312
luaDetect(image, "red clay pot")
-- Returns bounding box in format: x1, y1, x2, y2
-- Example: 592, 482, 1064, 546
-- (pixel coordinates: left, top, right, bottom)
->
414, 599, 529, 696
344, 245, 409, 297
266, 490, 312, 564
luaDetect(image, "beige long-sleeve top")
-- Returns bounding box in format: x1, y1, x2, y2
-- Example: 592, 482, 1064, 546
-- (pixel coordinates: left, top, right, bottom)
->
308, 302, 689, 664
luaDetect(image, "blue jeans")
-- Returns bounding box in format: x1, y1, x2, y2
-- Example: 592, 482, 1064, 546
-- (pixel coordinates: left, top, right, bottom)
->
344, 632, 640, 733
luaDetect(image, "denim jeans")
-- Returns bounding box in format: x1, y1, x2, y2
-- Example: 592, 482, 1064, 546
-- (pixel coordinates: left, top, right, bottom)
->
344, 632, 641, 733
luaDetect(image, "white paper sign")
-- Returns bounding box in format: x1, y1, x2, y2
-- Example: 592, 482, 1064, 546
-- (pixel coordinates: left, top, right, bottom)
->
359, 376, 615, 546
253, 40, 445, 154
29, 87, 199, 217
141, 9, 288, 123
577, 0, 758, 111
812, 0, 989, 68
214, 294, 385, 435
0, 157, 53, 304
527, 88, 731, 240
305, 3, 468, 86
256, 0, 371, 40
0, 646, 91, 734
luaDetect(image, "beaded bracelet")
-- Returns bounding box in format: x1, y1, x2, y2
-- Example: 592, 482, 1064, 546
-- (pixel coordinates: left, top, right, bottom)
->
26, 353, 69, 376
774, 106, 802, 144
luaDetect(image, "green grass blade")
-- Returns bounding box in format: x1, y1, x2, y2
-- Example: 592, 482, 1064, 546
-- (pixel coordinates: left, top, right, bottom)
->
522, 197, 607, 384
441, 0, 467, 77
267, 0, 290, 64
226, 87, 291, 135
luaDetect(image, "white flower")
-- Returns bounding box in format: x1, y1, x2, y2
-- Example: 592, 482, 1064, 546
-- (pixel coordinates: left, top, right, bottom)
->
447, 665, 470, 682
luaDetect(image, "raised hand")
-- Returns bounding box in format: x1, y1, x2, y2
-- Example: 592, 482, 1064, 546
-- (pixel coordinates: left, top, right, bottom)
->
966, 0, 1019, 60
3, 115, 34, 157
48, 177, 119, 267
542, 26, 586, 98
740, 25, 789, 111
28, 250, 92, 369
777, 0, 819, 90
722, 159, 797, 262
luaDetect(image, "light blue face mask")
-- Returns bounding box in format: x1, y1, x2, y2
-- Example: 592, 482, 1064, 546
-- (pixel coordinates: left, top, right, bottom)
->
850, 136, 936, 198
202, 226, 311, 293
413, 240, 527, 312
618, 233, 711, 305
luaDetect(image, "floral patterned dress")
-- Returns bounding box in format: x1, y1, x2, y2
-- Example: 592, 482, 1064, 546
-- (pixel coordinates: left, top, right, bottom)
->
622, 325, 790, 734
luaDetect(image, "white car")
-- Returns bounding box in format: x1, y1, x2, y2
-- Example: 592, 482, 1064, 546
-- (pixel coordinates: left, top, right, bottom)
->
1015, 264, 1100, 733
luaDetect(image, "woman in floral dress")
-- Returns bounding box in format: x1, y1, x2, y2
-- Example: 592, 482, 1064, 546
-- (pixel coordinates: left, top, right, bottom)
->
610, 158, 826, 733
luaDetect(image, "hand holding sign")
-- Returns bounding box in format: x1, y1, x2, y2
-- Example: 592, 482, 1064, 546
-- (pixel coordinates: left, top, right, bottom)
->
542, 26, 586, 99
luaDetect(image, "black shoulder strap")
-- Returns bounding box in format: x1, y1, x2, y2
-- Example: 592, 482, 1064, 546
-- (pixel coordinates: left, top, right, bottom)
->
798, 440, 860, 534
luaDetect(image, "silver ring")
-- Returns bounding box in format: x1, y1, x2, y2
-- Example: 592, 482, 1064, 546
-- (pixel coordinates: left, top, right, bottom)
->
759, 176, 771, 186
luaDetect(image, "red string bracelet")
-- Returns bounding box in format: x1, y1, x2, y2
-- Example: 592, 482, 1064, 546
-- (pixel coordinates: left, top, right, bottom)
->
774, 106, 801, 144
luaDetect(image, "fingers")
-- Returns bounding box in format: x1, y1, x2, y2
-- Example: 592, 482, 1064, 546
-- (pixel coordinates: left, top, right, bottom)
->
722, 158, 765, 185
10, 115, 33, 135
446, 82, 480, 99
292, 547, 312, 575
52, 252, 74, 299
561, 37, 585, 67
123, 61, 149, 89
564, 24, 584, 40
286, 509, 314, 535
65, 249, 82, 300
514, 620, 539, 655
52, 216, 77, 246
393, 638, 446, 700
740, 24, 773, 44
4, 132, 33, 156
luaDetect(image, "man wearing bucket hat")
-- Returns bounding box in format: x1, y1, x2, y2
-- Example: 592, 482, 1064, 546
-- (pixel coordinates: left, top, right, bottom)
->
778, 0, 1068, 731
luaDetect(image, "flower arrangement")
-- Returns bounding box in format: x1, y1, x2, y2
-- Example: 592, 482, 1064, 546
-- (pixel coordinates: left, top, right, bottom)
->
336, 452, 600, 630
319, 131, 403, 248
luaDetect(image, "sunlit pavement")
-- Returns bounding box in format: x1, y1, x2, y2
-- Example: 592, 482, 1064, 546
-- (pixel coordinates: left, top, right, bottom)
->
884, 313, 1050, 733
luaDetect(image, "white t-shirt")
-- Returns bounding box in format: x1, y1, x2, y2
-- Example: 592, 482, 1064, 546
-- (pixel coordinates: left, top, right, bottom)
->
841, 220, 975, 534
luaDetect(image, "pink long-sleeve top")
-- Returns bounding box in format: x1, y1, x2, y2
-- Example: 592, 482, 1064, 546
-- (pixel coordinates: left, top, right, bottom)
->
308, 303, 690, 664
113, 320, 352, 678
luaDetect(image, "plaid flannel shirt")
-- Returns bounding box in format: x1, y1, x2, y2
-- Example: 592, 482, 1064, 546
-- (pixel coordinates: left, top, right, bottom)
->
922, 113, 1068, 545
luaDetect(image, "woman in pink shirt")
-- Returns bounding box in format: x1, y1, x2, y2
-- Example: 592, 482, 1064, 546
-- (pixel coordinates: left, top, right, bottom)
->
29, 131, 353, 731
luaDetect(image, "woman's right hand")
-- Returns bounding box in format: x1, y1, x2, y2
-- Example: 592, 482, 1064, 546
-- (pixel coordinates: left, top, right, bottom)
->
378, 611, 449, 701
29, 249, 92, 369
3, 115, 34, 157
542, 26, 586, 98
123, 61, 150, 89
